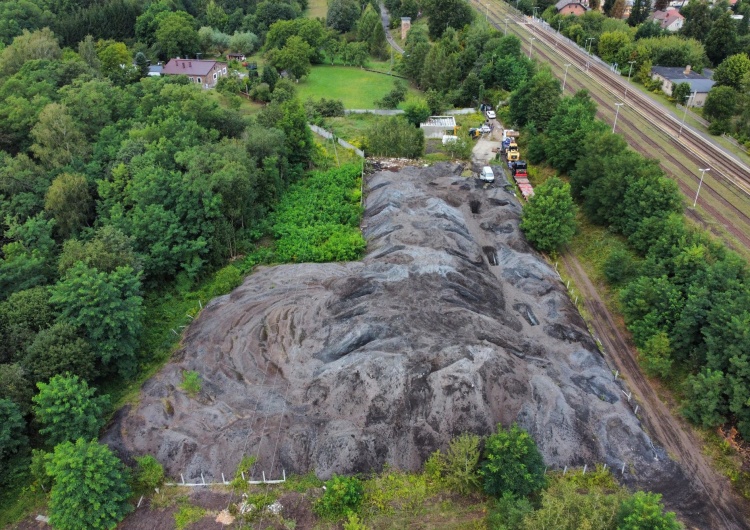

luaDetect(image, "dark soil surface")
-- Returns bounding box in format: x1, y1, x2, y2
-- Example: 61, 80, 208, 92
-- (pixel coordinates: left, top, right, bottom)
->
104, 162, 698, 526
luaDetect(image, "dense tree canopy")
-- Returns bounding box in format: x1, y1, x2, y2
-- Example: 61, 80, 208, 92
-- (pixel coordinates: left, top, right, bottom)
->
422, 0, 474, 39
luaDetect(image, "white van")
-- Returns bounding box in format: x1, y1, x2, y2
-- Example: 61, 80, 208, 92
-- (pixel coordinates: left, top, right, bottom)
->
480, 166, 495, 182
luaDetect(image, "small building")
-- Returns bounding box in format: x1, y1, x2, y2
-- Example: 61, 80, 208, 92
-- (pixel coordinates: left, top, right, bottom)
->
401, 17, 411, 41
162, 58, 228, 89
419, 116, 457, 139
226, 53, 246, 62
650, 8, 685, 32
148, 64, 163, 77
651, 65, 716, 107
555, 0, 589, 15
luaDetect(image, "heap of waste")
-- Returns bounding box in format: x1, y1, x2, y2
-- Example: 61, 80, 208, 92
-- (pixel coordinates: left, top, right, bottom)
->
105, 162, 704, 524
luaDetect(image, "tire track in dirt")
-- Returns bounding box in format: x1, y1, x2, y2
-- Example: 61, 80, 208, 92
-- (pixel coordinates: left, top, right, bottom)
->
560, 251, 749, 530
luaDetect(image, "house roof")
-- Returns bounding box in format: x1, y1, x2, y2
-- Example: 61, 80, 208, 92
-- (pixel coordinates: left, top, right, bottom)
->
555, 0, 588, 10
651, 8, 684, 28
651, 66, 716, 93
162, 59, 225, 76
148, 65, 163, 75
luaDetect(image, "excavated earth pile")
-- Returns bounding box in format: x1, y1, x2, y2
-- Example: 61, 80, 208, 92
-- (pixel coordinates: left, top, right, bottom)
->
106, 163, 708, 525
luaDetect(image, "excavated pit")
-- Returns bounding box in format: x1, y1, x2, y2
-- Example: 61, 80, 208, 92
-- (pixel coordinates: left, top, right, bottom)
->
105, 163, 708, 526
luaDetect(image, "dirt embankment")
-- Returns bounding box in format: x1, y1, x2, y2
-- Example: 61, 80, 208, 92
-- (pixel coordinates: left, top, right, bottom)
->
561, 252, 750, 530
105, 163, 710, 528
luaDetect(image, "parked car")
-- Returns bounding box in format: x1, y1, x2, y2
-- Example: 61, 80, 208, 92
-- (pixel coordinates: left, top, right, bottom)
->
480, 166, 495, 182
486, 110, 496, 119
479, 124, 491, 134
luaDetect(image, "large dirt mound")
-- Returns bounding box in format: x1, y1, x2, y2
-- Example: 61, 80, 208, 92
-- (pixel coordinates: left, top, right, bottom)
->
105, 163, 701, 520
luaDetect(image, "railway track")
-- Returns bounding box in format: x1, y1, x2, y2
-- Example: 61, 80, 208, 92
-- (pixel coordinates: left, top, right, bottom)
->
522, 34, 750, 249
472, 0, 750, 254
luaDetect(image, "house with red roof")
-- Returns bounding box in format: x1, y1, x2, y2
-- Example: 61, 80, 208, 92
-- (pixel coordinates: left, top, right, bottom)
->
650, 8, 685, 32
162, 58, 228, 89
555, 0, 589, 15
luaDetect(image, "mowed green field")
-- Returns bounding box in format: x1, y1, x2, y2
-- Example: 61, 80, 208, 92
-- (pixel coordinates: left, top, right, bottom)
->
297, 66, 419, 108
306, 0, 328, 18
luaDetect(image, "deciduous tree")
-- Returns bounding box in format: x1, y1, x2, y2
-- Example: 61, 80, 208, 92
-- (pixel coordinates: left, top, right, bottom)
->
30, 103, 89, 168
364, 116, 425, 158
33, 373, 109, 446
155, 11, 199, 59
713, 53, 750, 89
704, 85, 738, 123
705, 11, 738, 65
44, 173, 92, 238
51, 263, 143, 377
45, 439, 132, 530
24, 322, 97, 383
519, 177, 577, 253
422, 0, 474, 39
268, 35, 313, 80
327, 0, 361, 32
0, 398, 26, 463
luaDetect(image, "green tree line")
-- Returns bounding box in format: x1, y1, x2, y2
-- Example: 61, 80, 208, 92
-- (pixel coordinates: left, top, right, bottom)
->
508, 68, 750, 441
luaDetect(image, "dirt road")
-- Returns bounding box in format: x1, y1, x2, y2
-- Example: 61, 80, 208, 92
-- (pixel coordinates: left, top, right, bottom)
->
560, 251, 749, 530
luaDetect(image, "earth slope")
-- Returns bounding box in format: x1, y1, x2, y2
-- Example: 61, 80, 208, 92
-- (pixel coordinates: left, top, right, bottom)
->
106, 163, 699, 520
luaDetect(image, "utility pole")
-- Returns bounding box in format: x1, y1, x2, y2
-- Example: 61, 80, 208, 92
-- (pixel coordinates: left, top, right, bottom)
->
533, 6, 539, 19
693, 168, 710, 208
528, 37, 536, 59
585, 38, 595, 72
613, 102, 624, 133
677, 92, 695, 139
562, 63, 571, 92
504, 18, 510, 36
556, 20, 562, 47
625, 60, 636, 97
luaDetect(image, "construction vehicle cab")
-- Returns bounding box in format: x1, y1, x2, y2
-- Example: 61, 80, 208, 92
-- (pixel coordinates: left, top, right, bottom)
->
507, 142, 519, 162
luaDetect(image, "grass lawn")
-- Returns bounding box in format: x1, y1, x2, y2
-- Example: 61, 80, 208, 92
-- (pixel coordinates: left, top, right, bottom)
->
306, 0, 328, 19
297, 65, 420, 109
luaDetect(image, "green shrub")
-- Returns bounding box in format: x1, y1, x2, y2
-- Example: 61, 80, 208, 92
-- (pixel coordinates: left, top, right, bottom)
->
207, 265, 242, 297
180, 370, 201, 397
134, 455, 164, 491
363, 116, 425, 158
271, 164, 365, 263
480, 423, 546, 498
486, 491, 534, 530
314, 475, 364, 519
343, 512, 368, 529
174, 505, 206, 530
616, 491, 682, 530
443, 433, 481, 495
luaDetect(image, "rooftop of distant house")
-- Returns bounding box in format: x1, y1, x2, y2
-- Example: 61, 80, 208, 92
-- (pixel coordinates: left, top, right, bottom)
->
555, 0, 589, 10
651, 65, 716, 92
651, 7, 685, 27
162, 58, 226, 76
